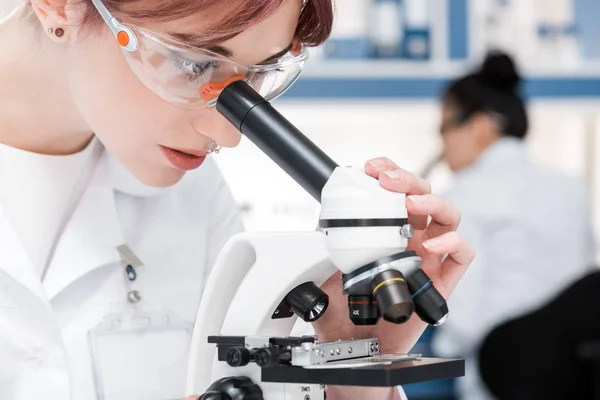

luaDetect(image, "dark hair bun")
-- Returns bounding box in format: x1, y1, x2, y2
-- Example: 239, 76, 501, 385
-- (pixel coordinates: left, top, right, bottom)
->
478, 50, 521, 92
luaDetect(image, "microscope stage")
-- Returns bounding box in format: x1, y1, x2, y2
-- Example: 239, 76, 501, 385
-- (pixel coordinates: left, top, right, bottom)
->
261, 357, 465, 387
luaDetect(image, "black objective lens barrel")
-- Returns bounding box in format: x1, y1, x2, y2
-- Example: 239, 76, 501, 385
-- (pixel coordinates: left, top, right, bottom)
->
217, 81, 339, 202
371, 269, 414, 324
407, 269, 449, 326
348, 295, 380, 326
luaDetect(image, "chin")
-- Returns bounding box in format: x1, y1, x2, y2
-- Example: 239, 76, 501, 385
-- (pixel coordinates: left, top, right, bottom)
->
132, 165, 187, 188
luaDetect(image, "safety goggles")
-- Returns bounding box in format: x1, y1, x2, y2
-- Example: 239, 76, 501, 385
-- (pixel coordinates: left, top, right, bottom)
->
90, 0, 309, 109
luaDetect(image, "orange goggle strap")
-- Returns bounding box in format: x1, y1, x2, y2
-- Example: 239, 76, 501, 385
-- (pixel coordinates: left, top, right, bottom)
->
200, 75, 246, 102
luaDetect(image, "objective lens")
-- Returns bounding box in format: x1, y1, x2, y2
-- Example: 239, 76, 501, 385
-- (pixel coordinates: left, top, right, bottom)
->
407, 269, 449, 326
348, 295, 380, 325
371, 269, 414, 324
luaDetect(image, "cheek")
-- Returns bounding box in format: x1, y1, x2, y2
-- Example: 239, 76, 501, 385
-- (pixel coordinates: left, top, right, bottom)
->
66, 31, 191, 186
191, 108, 242, 148
443, 135, 458, 158
443, 134, 468, 168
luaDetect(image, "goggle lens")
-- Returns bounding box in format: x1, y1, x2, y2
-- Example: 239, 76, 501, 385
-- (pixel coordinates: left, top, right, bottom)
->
121, 28, 308, 109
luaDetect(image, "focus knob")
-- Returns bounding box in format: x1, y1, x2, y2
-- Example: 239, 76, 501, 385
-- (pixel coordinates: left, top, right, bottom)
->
198, 376, 264, 400
197, 391, 228, 400
226, 347, 251, 367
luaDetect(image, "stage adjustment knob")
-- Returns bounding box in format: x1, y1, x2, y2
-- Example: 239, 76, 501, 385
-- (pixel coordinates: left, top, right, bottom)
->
254, 347, 280, 368
226, 347, 251, 367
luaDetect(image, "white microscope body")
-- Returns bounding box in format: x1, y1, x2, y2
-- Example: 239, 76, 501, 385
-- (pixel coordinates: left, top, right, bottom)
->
186, 168, 421, 400
185, 81, 456, 400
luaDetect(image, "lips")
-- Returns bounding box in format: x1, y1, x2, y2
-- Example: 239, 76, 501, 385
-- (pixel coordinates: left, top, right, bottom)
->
166, 147, 208, 157
159, 145, 207, 171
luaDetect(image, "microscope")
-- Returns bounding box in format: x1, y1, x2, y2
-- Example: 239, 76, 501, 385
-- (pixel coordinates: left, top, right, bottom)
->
185, 81, 464, 400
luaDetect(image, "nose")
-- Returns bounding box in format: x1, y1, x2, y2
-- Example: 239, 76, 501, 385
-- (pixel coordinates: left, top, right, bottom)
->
190, 107, 242, 149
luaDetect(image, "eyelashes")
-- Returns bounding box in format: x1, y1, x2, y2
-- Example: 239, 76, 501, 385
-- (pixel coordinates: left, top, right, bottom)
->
172, 56, 218, 83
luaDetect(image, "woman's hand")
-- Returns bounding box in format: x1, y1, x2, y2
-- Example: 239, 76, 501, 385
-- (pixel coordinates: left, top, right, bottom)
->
186, 157, 474, 400
312, 157, 475, 400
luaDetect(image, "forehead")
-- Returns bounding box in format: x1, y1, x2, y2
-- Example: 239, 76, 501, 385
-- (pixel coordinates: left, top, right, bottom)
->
144, 0, 302, 65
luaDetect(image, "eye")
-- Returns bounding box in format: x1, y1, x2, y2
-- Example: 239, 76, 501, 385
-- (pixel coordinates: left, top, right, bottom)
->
172, 56, 218, 83
179, 59, 215, 75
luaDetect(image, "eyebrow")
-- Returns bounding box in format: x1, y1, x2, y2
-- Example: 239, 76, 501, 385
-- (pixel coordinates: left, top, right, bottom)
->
168, 33, 293, 64
259, 42, 294, 64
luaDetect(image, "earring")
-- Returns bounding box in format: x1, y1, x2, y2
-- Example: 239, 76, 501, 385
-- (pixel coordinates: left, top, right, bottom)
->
48, 28, 53, 34
207, 141, 221, 154
55, 28, 64, 38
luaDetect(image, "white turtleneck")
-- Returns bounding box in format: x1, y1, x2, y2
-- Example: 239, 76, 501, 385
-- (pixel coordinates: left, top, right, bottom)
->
0, 137, 102, 279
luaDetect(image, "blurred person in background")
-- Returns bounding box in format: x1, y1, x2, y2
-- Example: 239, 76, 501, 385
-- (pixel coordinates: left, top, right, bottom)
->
430, 51, 596, 400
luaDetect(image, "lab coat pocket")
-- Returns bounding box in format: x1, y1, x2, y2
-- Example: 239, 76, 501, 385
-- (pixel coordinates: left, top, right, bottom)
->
88, 310, 193, 400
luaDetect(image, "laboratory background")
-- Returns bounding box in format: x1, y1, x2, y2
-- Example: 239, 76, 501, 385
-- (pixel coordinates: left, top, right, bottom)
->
2, 0, 600, 399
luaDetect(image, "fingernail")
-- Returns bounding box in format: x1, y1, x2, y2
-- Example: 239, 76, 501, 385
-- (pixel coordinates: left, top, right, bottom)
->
423, 237, 442, 250
407, 195, 426, 205
367, 159, 386, 169
382, 170, 403, 181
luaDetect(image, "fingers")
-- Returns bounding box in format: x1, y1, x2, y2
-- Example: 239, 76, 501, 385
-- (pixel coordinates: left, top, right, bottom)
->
365, 159, 432, 230
365, 157, 400, 178
422, 231, 475, 294
406, 194, 461, 236
378, 168, 432, 197
366, 157, 432, 195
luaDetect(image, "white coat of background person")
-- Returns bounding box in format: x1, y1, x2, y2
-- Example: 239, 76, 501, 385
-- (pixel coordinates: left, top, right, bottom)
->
0, 0, 476, 399
430, 51, 596, 400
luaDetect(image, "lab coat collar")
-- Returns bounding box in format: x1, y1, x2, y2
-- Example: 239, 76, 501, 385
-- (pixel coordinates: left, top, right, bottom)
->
0, 142, 177, 308
474, 137, 527, 170
0, 204, 52, 307
455, 137, 527, 179
44, 146, 173, 299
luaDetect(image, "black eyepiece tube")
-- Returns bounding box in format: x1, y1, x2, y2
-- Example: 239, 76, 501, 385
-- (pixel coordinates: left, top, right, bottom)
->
216, 80, 339, 202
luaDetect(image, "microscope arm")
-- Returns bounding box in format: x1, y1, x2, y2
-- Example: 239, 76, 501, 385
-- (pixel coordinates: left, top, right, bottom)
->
186, 231, 337, 397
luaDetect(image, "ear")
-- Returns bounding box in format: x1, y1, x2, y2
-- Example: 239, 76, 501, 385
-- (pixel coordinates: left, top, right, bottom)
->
30, 0, 87, 44
469, 112, 499, 144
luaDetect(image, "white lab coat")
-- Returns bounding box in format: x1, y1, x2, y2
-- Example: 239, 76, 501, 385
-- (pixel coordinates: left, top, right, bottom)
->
431, 137, 596, 400
0, 145, 244, 399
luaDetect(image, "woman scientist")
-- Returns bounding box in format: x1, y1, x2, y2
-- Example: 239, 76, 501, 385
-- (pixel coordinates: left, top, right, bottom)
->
0, 0, 474, 399
430, 51, 596, 400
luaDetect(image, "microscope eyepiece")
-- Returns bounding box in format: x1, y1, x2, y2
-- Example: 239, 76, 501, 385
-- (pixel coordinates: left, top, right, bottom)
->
216, 80, 338, 202
216, 80, 267, 131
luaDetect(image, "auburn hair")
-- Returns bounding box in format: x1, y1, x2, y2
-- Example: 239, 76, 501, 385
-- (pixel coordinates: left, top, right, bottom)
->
78, 0, 334, 47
